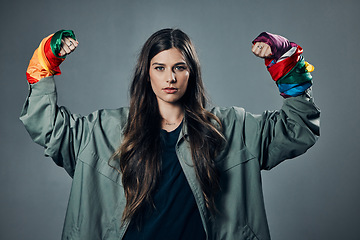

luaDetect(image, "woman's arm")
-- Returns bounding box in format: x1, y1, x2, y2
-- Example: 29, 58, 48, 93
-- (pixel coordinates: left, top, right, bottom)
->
21, 31, 93, 177
244, 32, 320, 169
243, 90, 320, 170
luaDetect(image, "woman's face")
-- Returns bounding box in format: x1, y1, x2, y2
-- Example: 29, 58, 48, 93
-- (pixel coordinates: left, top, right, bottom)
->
149, 48, 190, 106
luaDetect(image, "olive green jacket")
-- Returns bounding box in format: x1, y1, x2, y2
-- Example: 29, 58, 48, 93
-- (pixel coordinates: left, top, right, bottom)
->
20, 76, 320, 240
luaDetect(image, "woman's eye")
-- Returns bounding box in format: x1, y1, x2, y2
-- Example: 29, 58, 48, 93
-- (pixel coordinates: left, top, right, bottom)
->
175, 66, 187, 71
155, 66, 165, 71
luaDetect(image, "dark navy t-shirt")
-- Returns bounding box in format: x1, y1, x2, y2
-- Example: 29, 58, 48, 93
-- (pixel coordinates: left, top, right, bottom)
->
123, 123, 206, 240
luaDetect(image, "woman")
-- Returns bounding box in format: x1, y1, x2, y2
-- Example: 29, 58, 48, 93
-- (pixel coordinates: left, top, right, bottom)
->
21, 28, 320, 240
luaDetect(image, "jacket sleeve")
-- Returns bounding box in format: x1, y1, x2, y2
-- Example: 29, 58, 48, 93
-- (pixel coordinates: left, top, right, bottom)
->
243, 88, 320, 170
20, 76, 96, 177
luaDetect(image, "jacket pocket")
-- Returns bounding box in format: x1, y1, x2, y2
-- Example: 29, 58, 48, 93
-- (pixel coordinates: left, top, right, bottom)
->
63, 226, 80, 240
242, 224, 260, 240
77, 148, 123, 186
215, 147, 256, 172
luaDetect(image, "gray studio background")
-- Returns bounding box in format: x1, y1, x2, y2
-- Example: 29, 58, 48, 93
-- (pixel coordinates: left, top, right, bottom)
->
1, 0, 359, 239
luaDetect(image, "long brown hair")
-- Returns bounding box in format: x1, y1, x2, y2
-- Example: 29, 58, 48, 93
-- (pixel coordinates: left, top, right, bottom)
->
111, 28, 225, 223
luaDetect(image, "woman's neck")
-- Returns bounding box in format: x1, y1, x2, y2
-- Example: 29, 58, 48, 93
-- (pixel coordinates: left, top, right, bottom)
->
158, 101, 184, 132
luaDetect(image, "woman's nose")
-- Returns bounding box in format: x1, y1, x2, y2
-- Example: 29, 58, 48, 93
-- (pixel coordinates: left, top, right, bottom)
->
167, 71, 176, 83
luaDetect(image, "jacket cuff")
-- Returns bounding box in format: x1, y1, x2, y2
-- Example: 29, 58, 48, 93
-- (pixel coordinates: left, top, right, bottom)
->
29, 76, 56, 96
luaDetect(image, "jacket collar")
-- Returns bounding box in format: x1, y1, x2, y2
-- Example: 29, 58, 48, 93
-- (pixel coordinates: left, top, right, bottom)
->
177, 115, 189, 145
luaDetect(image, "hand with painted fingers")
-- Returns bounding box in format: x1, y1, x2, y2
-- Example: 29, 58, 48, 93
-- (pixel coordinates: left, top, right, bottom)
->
251, 42, 272, 58
59, 37, 79, 57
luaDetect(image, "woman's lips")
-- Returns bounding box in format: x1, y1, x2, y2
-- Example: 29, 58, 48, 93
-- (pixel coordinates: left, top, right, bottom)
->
163, 87, 178, 94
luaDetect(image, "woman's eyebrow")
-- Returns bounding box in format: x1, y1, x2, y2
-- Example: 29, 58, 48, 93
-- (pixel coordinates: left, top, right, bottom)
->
151, 62, 186, 66
151, 62, 165, 66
